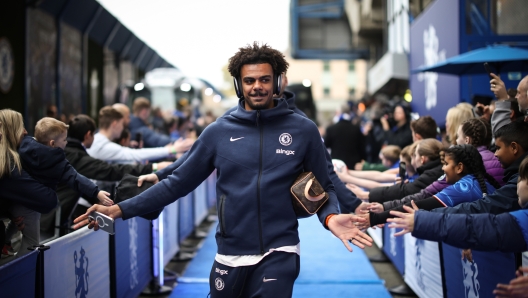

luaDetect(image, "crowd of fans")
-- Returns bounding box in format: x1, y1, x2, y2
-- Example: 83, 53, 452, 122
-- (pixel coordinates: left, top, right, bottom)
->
322, 73, 528, 296
0, 97, 214, 264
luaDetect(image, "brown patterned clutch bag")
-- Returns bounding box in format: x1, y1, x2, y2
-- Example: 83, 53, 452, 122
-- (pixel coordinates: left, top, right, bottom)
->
290, 172, 329, 218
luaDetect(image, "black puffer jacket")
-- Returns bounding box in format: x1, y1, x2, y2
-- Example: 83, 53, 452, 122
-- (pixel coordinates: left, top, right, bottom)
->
368, 158, 443, 203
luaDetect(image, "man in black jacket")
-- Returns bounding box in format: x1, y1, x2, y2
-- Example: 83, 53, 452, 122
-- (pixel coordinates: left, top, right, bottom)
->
324, 104, 366, 169
40, 115, 170, 234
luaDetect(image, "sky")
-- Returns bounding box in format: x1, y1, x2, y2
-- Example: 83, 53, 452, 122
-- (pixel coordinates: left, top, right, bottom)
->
97, 0, 291, 89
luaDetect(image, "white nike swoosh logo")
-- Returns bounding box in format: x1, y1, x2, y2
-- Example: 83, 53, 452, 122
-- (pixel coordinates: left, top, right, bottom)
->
263, 277, 277, 282
230, 137, 244, 142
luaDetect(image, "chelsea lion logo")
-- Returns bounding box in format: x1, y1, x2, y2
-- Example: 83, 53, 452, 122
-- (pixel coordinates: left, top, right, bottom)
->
215, 277, 225, 291
279, 133, 292, 146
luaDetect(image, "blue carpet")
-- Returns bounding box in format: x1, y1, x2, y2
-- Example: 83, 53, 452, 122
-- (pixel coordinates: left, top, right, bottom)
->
170, 216, 390, 298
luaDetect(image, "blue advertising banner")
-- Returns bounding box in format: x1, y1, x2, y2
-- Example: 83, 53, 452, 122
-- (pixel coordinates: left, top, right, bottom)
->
206, 171, 217, 208
404, 234, 443, 298
163, 201, 179, 266
367, 227, 383, 249
442, 243, 517, 298
179, 192, 194, 243
409, 0, 460, 127
194, 181, 208, 226
383, 225, 405, 275
44, 227, 110, 298
0, 250, 38, 297
114, 217, 152, 298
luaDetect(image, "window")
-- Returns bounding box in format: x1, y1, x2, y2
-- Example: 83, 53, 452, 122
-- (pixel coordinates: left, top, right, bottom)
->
323, 61, 330, 72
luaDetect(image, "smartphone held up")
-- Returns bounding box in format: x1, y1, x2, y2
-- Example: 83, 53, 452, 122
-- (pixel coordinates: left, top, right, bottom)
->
88, 211, 115, 235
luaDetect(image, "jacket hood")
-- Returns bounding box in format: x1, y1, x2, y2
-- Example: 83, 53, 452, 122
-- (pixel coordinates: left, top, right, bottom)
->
229, 98, 293, 124
504, 152, 528, 182
283, 91, 297, 109
65, 137, 86, 151
19, 136, 65, 171
416, 158, 442, 175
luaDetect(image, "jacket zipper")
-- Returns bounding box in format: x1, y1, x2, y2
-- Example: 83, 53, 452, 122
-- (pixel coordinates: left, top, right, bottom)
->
256, 110, 264, 254
219, 194, 226, 237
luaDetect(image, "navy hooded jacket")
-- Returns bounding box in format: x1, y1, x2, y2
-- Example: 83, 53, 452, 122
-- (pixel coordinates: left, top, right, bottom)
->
0, 167, 58, 214
155, 91, 362, 213
18, 136, 99, 200
118, 98, 340, 255
129, 115, 172, 148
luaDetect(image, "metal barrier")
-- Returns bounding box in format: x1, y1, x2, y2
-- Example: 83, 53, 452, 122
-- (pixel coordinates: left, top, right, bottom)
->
0, 172, 217, 297
0, 250, 39, 297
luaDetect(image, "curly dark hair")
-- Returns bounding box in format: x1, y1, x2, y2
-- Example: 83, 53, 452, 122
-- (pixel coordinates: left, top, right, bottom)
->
228, 42, 289, 78
460, 117, 492, 147
442, 144, 501, 195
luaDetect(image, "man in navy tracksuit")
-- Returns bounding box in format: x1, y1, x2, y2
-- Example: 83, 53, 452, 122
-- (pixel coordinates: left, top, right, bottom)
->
139, 74, 366, 215
75, 42, 372, 297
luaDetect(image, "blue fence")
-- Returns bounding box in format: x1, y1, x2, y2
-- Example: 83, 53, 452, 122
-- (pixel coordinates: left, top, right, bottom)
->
0, 172, 217, 297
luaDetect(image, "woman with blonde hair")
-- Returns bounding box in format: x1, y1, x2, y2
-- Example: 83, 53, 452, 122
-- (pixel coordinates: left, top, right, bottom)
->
445, 104, 475, 145
0, 109, 57, 260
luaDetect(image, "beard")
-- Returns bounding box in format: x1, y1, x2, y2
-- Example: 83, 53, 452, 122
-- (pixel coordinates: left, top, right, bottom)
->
245, 90, 273, 110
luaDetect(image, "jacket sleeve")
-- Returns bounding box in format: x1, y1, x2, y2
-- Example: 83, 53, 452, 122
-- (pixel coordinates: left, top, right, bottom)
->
370, 196, 445, 226
431, 180, 520, 215
0, 168, 58, 213
118, 137, 215, 220
412, 211, 527, 253
155, 151, 189, 180
369, 176, 426, 203
305, 137, 340, 228
382, 188, 432, 211
68, 152, 152, 181
140, 126, 172, 148
60, 161, 99, 199
89, 139, 170, 162
325, 149, 362, 213
491, 100, 512, 136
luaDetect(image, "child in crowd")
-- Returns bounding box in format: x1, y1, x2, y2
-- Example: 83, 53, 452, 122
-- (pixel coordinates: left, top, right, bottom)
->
337, 144, 414, 190
348, 139, 444, 201
355, 145, 401, 172
370, 117, 503, 212
364, 144, 502, 227
2, 117, 111, 257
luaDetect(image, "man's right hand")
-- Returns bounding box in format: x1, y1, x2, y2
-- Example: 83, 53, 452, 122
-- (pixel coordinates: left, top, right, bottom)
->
490, 73, 508, 100
73, 204, 123, 231
138, 173, 159, 187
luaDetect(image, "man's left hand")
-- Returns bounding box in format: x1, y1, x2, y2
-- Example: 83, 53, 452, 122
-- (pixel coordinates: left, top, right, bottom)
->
328, 214, 373, 252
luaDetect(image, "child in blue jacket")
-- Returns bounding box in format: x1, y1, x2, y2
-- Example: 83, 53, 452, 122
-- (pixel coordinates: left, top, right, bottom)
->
365, 144, 502, 227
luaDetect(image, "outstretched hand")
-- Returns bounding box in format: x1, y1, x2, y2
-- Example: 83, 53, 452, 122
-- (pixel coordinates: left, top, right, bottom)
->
328, 214, 373, 252
386, 200, 419, 236
73, 204, 123, 231
138, 173, 159, 187
97, 191, 113, 206
494, 266, 528, 297
345, 183, 369, 200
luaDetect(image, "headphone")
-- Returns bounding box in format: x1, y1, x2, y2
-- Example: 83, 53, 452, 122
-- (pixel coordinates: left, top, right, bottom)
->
233, 73, 282, 99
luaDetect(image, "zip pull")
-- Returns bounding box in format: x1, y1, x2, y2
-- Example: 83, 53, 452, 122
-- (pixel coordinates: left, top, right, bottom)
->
256, 110, 260, 127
